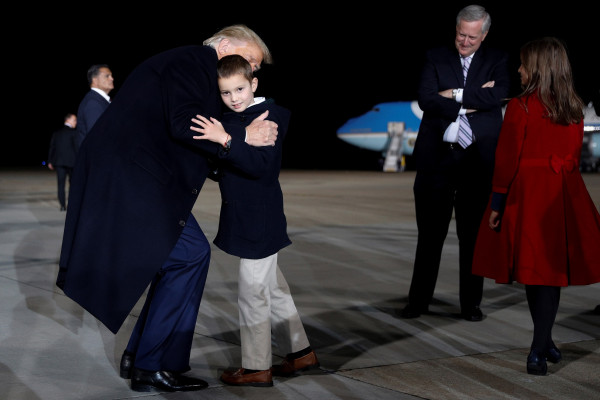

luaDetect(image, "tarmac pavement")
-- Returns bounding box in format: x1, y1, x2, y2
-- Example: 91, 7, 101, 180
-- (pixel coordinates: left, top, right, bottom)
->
1, 167, 599, 400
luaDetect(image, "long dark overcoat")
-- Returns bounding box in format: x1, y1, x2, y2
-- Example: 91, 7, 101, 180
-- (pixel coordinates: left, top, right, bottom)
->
57, 45, 272, 334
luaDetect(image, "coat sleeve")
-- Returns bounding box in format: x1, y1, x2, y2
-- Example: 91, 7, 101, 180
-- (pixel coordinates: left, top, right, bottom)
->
462, 50, 510, 112
417, 49, 462, 123
492, 98, 527, 194
160, 50, 222, 154
218, 105, 291, 178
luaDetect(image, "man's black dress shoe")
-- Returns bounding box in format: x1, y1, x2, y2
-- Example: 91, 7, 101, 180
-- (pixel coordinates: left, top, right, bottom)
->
400, 303, 428, 319
527, 350, 548, 375
545, 345, 562, 363
461, 306, 483, 321
120, 351, 135, 379
131, 368, 208, 392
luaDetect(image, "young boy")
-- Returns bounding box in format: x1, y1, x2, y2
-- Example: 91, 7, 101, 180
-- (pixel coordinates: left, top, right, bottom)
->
191, 54, 319, 387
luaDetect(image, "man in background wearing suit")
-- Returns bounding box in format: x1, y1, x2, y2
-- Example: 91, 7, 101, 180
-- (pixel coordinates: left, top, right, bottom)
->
401, 5, 510, 321
76, 64, 114, 146
47, 113, 78, 211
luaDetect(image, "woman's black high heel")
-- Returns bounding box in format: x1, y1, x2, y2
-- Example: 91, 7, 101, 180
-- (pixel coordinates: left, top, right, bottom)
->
545, 345, 562, 364
527, 350, 548, 375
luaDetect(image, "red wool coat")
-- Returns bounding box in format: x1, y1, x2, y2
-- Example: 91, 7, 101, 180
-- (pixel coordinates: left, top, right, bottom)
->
473, 94, 600, 286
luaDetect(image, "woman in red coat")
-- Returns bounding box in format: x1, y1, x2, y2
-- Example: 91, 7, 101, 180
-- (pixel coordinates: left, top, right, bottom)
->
473, 37, 600, 376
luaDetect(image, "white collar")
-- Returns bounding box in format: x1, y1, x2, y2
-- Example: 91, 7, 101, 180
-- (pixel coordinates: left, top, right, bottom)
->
462, 51, 476, 61
247, 97, 266, 108
91, 87, 111, 102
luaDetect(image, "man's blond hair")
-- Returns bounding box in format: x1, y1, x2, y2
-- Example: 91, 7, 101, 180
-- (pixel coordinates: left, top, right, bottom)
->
203, 24, 272, 64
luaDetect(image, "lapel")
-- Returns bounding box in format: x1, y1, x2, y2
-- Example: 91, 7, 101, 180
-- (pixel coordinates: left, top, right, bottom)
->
465, 48, 483, 88
451, 52, 464, 88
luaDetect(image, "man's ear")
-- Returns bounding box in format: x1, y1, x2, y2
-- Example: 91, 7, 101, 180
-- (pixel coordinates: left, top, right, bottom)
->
251, 77, 258, 93
216, 38, 230, 56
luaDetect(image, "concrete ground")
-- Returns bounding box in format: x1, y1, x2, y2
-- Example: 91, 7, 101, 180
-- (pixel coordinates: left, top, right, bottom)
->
1, 167, 599, 400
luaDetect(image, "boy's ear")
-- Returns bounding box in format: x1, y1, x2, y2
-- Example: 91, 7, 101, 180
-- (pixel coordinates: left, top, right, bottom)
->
251, 77, 258, 93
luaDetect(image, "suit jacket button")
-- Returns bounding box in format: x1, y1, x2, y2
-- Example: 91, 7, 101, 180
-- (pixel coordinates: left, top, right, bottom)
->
179, 220, 186, 227
192, 189, 199, 195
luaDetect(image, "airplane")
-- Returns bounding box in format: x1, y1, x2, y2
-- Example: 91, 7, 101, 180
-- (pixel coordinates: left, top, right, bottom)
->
582, 101, 600, 172
337, 100, 600, 172
336, 101, 422, 171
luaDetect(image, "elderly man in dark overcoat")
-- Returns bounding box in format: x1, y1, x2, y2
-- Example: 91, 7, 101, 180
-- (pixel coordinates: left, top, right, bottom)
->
56, 24, 278, 393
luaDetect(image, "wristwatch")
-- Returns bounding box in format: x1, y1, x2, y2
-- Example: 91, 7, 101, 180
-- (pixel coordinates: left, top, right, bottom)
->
223, 135, 231, 151
452, 89, 458, 100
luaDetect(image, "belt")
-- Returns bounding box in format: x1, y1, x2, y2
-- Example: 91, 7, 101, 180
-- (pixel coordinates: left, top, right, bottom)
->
520, 155, 577, 174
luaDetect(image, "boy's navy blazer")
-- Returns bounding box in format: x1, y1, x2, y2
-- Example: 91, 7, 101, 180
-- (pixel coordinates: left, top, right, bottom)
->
213, 99, 292, 259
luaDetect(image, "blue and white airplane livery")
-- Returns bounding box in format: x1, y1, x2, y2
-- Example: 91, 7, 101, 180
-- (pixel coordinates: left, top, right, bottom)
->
336, 101, 422, 156
337, 100, 600, 171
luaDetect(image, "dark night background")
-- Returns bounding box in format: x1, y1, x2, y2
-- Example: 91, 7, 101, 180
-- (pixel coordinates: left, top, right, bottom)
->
4, 2, 598, 171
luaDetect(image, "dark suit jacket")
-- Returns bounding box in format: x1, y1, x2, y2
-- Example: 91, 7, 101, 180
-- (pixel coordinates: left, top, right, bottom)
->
77, 89, 110, 146
213, 99, 292, 259
413, 45, 510, 173
57, 45, 275, 333
48, 124, 78, 167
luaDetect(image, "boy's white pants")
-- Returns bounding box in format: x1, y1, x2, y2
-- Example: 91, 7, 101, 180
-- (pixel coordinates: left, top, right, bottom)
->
238, 253, 310, 370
